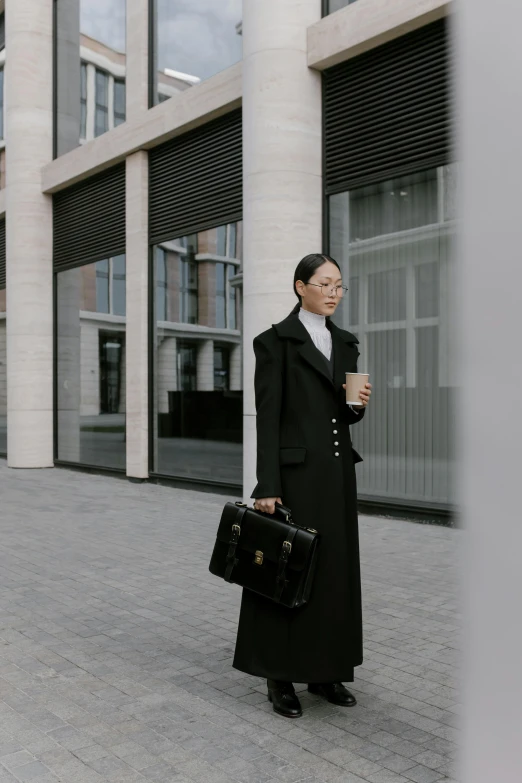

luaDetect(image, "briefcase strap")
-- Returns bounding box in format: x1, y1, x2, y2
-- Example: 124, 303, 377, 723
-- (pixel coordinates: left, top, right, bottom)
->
273, 525, 299, 602
224, 506, 248, 582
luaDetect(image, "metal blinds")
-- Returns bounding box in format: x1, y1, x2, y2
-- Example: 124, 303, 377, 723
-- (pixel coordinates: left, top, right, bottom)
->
324, 19, 451, 194
53, 163, 126, 271
149, 109, 242, 245
0, 218, 5, 290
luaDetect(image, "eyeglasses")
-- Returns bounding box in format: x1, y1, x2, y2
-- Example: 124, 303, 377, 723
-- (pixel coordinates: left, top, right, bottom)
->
306, 283, 348, 297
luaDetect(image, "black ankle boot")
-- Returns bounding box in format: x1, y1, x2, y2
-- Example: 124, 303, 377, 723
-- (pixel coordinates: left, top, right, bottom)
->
308, 682, 357, 706
267, 679, 302, 718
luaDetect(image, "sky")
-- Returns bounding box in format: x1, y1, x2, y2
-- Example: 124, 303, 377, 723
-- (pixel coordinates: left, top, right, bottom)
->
80, 0, 243, 80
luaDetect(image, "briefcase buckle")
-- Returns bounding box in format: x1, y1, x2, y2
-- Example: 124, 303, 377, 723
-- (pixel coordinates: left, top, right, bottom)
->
254, 550, 263, 565
282, 540, 292, 554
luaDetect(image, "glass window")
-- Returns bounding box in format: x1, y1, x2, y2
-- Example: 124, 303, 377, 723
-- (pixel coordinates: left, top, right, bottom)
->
216, 225, 227, 257
216, 263, 226, 329
214, 346, 230, 391
95, 259, 110, 313
151, 0, 243, 106
55, 0, 126, 156
114, 79, 126, 126
112, 255, 126, 316
56, 258, 127, 470
94, 69, 109, 137
152, 222, 243, 484
329, 167, 456, 508
368, 268, 407, 323
415, 261, 439, 318
228, 265, 237, 330
180, 250, 198, 325
80, 62, 87, 139
325, 0, 359, 14
228, 223, 237, 258
95, 257, 126, 316
156, 247, 167, 322
0, 283, 5, 456
177, 343, 197, 392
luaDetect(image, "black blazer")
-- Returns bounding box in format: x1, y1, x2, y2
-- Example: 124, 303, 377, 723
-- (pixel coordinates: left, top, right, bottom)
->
251, 306, 365, 499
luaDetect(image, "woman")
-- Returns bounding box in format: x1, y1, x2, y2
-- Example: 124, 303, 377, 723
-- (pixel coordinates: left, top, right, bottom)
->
233, 253, 372, 718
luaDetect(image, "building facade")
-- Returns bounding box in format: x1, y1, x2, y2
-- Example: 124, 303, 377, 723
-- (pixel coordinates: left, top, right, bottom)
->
0, 0, 454, 519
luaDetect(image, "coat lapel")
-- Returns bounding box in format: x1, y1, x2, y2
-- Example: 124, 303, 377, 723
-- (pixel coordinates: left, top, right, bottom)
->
273, 309, 359, 389
331, 325, 358, 391
297, 339, 333, 386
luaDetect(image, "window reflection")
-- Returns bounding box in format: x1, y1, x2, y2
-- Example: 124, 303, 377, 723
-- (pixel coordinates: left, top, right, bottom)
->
330, 166, 457, 507
325, 0, 359, 14
55, 0, 126, 157
152, 222, 243, 484
151, 0, 242, 106
56, 256, 126, 469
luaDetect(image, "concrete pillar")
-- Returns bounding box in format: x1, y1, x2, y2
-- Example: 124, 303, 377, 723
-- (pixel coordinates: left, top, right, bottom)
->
126, 0, 149, 121
124, 1, 150, 478
6, 0, 54, 467
125, 151, 149, 478
197, 339, 214, 391
459, 2, 522, 781
242, 0, 322, 498
230, 342, 242, 391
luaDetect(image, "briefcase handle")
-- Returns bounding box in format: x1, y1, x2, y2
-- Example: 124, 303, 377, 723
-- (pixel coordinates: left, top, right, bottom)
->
274, 502, 292, 522
238, 500, 293, 523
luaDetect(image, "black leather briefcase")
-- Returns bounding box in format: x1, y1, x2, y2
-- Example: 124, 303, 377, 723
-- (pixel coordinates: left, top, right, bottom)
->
209, 501, 320, 609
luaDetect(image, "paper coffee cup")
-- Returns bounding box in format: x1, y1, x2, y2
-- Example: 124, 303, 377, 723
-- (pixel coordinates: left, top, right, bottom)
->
345, 372, 369, 406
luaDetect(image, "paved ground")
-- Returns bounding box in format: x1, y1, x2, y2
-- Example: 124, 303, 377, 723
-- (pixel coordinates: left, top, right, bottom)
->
0, 461, 461, 783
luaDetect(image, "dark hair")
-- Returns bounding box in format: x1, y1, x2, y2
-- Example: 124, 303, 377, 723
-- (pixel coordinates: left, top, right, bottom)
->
293, 253, 341, 301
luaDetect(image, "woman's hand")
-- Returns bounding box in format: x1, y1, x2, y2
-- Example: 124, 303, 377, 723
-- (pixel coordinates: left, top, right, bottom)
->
254, 497, 282, 515
342, 381, 372, 408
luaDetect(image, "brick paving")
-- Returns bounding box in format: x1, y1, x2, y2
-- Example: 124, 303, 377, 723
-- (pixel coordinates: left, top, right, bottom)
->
0, 461, 461, 783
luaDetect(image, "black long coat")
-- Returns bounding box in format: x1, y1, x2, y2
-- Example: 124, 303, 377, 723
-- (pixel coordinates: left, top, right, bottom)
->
233, 306, 366, 683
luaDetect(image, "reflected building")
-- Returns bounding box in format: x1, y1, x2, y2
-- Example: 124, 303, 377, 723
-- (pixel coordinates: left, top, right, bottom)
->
56, 256, 127, 470
152, 223, 243, 483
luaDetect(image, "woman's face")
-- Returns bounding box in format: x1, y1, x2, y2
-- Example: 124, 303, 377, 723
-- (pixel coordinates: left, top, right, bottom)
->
296, 261, 343, 316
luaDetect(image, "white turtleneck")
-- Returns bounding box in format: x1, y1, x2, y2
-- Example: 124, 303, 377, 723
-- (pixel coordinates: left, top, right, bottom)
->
298, 307, 332, 361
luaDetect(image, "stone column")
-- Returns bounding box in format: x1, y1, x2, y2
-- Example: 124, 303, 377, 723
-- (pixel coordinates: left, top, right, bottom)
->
242, 0, 322, 498
6, 0, 54, 467
125, 151, 149, 478
197, 339, 214, 391
124, 1, 150, 478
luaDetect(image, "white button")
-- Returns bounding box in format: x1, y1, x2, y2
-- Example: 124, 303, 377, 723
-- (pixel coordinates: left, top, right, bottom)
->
332, 419, 337, 423
335, 452, 340, 457
334, 441, 339, 446
333, 430, 338, 434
